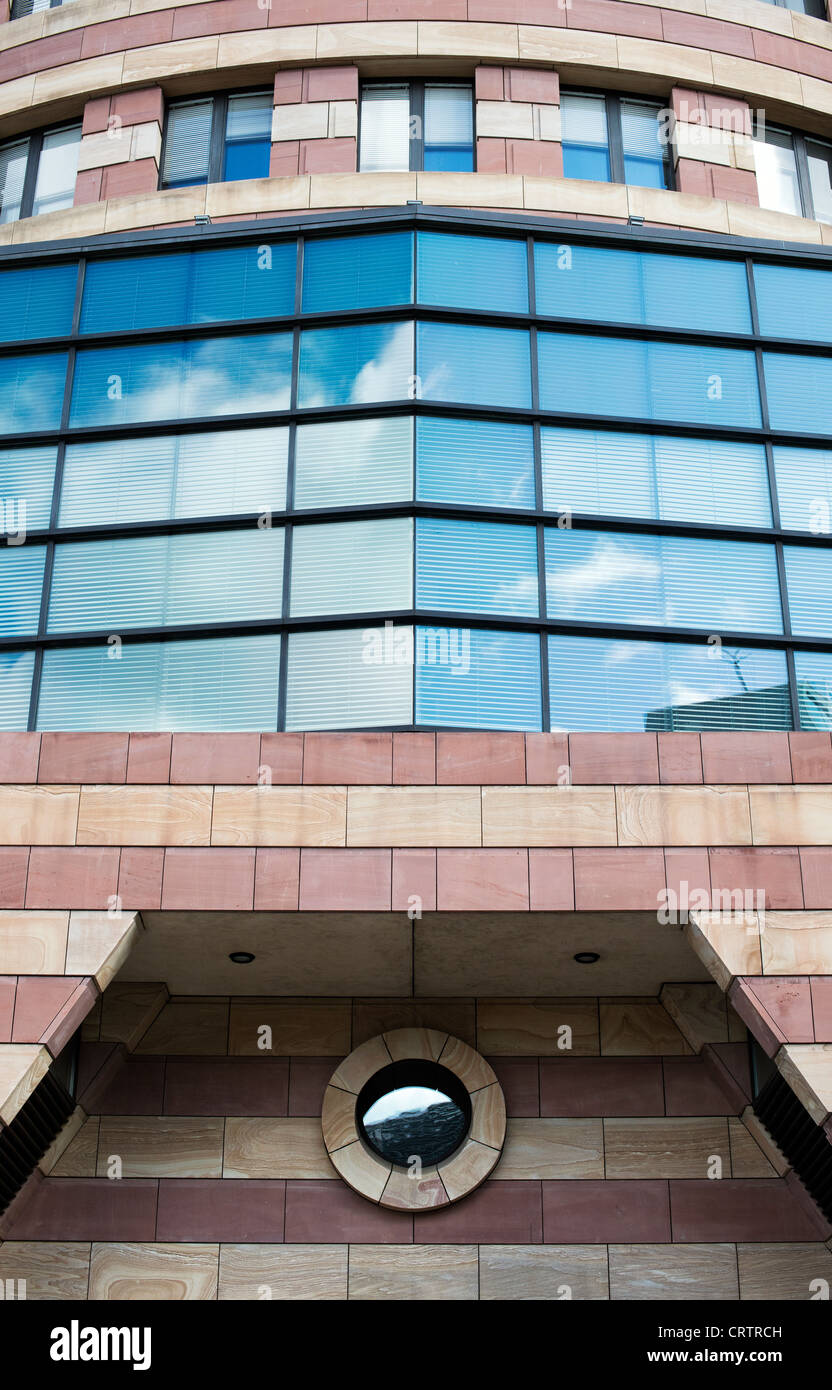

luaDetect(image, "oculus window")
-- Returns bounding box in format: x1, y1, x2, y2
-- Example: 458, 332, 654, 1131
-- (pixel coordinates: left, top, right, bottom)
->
0, 124, 81, 224
161, 92, 272, 188
358, 1062, 471, 1168
560, 92, 672, 189
359, 83, 474, 172
753, 123, 832, 223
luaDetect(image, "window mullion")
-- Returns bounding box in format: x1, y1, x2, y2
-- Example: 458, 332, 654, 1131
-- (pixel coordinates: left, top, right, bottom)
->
793, 133, 815, 221
209, 96, 227, 185
20, 132, 42, 221
411, 83, 425, 173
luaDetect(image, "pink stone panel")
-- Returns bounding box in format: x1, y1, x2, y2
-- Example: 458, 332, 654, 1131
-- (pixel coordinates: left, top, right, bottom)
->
436, 848, 529, 911
810, 977, 832, 1042
82, 97, 112, 137
270, 141, 301, 177
746, 976, 814, 1044
164, 1058, 289, 1116
126, 733, 171, 784
657, 732, 702, 784
269, 0, 367, 24
299, 848, 391, 910
157, 1179, 285, 1242
703, 93, 752, 137
671, 87, 707, 124
73, 170, 104, 206
675, 158, 711, 198
162, 849, 255, 911
0, 1179, 158, 1242
101, 159, 161, 201
469, 0, 565, 21
259, 733, 304, 785
710, 166, 758, 207
790, 732, 832, 782
304, 66, 359, 103
574, 848, 665, 911
568, 0, 662, 39
540, 1057, 664, 1117
0, 733, 40, 783
753, 28, 832, 83
392, 848, 436, 912
662, 1056, 739, 1116
289, 1057, 343, 1116
664, 848, 710, 907
299, 137, 356, 175
702, 1042, 751, 1108
44, 978, 99, 1057
415, 1180, 543, 1243
253, 848, 301, 910
284, 1179, 410, 1243
170, 733, 261, 785
700, 731, 792, 784
475, 67, 505, 102
437, 731, 525, 785
0, 31, 83, 84
487, 1057, 539, 1116
506, 140, 564, 178
708, 847, 803, 911
25, 848, 121, 911
569, 732, 659, 784
669, 1179, 830, 1242
302, 732, 391, 784
0, 848, 28, 908
38, 733, 128, 784
661, 11, 755, 60
728, 979, 784, 1057
528, 849, 574, 910
475, 138, 508, 174
87, 1057, 165, 1115
172, 0, 267, 40
0, 977, 16, 1043
11, 977, 86, 1044
392, 733, 435, 784
80, 12, 174, 58
525, 732, 569, 786
111, 88, 165, 128
506, 68, 560, 105
118, 847, 164, 910
368, 0, 465, 15
543, 1180, 671, 1243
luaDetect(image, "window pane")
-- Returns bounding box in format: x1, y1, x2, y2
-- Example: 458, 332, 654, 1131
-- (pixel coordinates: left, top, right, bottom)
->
290, 518, 412, 616
794, 651, 832, 730
561, 94, 610, 182
32, 126, 80, 216
765, 352, 832, 433
754, 130, 802, 217
0, 446, 57, 530
70, 333, 292, 426
37, 635, 281, 731
754, 261, 832, 343
417, 517, 539, 617
418, 232, 528, 313
807, 140, 832, 225
59, 428, 287, 527
773, 446, 832, 533
12, 0, 56, 16
548, 635, 790, 731
0, 651, 34, 731
416, 626, 542, 730
418, 322, 532, 409
621, 99, 667, 189
544, 529, 783, 634
0, 138, 28, 225
0, 353, 67, 434
424, 85, 473, 171
162, 100, 213, 187
0, 262, 77, 341
81, 243, 296, 333
302, 232, 413, 312
223, 93, 272, 181
0, 545, 46, 635
48, 528, 284, 632
298, 322, 413, 407
359, 85, 410, 172
784, 546, 832, 637
416, 416, 535, 509
541, 428, 772, 527
286, 625, 413, 729
294, 416, 413, 509
539, 333, 761, 427
534, 242, 751, 334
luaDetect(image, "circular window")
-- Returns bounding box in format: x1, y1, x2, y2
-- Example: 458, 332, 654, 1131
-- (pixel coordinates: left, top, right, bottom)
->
321, 1029, 506, 1211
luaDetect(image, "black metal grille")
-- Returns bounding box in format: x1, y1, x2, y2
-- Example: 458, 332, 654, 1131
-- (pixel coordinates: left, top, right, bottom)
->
0, 1068, 75, 1217
754, 1071, 832, 1224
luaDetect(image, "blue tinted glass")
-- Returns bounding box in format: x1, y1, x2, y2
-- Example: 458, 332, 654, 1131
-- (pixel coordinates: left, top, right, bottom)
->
418, 322, 531, 409
784, 546, 832, 638
423, 147, 474, 171
794, 651, 832, 730
534, 243, 751, 334
223, 139, 270, 181
754, 262, 832, 343
298, 322, 413, 407
539, 333, 761, 427
765, 352, 832, 433
0, 545, 46, 636
416, 416, 535, 509
417, 517, 539, 617
0, 651, 34, 731
70, 334, 291, 426
1, 263, 77, 342
416, 626, 541, 730
548, 635, 790, 731
0, 447, 57, 531
545, 529, 783, 634
773, 446, 832, 533
417, 232, 528, 313
81, 243, 295, 332
302, 232, 413, 312
562, 146, 610, 181
623, 155, 666, 189
0, 354, 67, 434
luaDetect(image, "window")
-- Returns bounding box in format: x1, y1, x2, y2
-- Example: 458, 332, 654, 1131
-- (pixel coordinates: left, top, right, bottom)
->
0, 124, 81, 224
11, 0, 77, 17
560, 92, 671, 189
753, 123, 832, 223
359, 83, 474, 172
758, 0, 826, 16
160, 93, 272, 189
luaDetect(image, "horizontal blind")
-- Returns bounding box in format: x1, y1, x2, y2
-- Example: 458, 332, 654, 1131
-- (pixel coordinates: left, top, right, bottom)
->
773, 445, 832, 533
290, 517, 412, 617
620, 100, 663, 157
302, 232, 413, 313
0, 545, 46, 636
794, 651, 832, 731
416, 517, 539, 617
754, 262, 832, 343
226, 94, 272, 141
784, 545, 832, 638
162, 100, 213, 185
298, 322, 413, 408
0, 139, 28, 225
416, 416, 535, 509
0, 651, 34, 731
418, 322, 532, 409
1, 263, 77, 342
294, 416, 413, 510
359, 86, 410, 172
424, 85, 473, 146
560, 93, 607, 147
286, 626, 413, 729
765, 352, 832, 433
0, 446, 57, 531
417, 232, 528, 314
415, 626, 541, 730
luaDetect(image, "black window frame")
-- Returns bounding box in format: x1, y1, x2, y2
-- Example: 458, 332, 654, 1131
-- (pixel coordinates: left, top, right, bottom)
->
753, 119, 832, 222
358, 81, 475, 174
0, 120, 81, 224
560, 88, 675, 192
159, 87, 274, 192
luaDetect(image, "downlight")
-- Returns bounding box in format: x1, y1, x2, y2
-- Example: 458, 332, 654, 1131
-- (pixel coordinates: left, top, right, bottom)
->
228, 951, 255, 964
574, 951, 601, 964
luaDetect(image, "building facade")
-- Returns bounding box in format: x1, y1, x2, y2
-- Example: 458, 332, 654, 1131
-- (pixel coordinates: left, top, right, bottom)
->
0, 0, 831, 1304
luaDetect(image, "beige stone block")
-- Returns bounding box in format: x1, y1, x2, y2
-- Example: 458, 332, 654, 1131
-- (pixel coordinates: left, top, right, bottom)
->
628, 184, 730, 233
39, 1106, 90, 1176
0, 911, 68, 975
321, 1085, 357, 1153
761, 912, 832, 976
13, 203, 108, 243
470, 1083, 506, 1149
136, 999, 229, 1055
617, 785, 751, 847
439, 1034, 497, 1092
96, 1117, 224, 1178
659, 982, 729, 1052
272, 102, 330, 142
673, 121, 733, 168
609, 1244, 738, 1300
495, 1117, 603, 1180
347, 786, 480, 847
439, 1136, 498, 1199
329, 1033, 391, 1092
618, 36, 713, 85
732, 136, 757, 173
217, 27, 317, 68
212, 786, 345, 847
121, 37, 218, 85
478, 1000, 599, 1055
417, 171, 524, 208
51, 1115, 100, 1178
384, 1027, 446, 1063
776, 1043, 832, 1125
793, 13, 832, 49
601, 1001, 689, 1056
419, 20, 517, 58
0, 1242, 91, 1301
800, 74, 832, 118
728, 1117, 777, 1178
477, 100, 535, 141
229, 1001, 350, 1056
205, 176, 310, 218
77, 131, 132, 173
46, 0, 131, 33
535, 105, 561, 142
32, 55, 125, 110
328, 1138, 390, 1198
316, 21, 418, 59
219, 1245, 347, 1301
712, 54, 803, 106
309, 172, 415, 208
519, 26, 618, 67
686, 911, 763, 990
223, 1117, 331, 1179
751, 786, 832, 846
483, 786, 616, 847
100, 982, 167, 1051
0, 1044, 50, 1125
349, 1245, 478, 1301
77, 785, 212, 847
0, 76, 35, 121
89, 1243, 218, 1301
129, 122, 162, 164
706, 0, 793, 36
65, 910, 142, 990
726, 202, 822, 245
739, 1106, 790, 1176
328, 101, 357, 138
0, 13, 45, 49
524, 175, 629, 217
738, 1243, 832, 1301
380, 1166, 449, 1210
480, 1245, 609, 1300
104, 186, 207, 233
0, 786, 78, 846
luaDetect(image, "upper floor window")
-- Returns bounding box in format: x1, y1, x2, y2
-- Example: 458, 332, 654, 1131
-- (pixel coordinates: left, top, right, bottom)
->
759, 0, 827, 16
161, 92, 272, 189
561, 92, 672, 191
0, 123, 81, 224
753, 123, 832, 224
359, 83, 474, 173
11, 0, 78, 17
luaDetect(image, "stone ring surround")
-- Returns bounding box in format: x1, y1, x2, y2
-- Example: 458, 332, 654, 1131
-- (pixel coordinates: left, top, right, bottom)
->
321, 1028, 506, 1211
